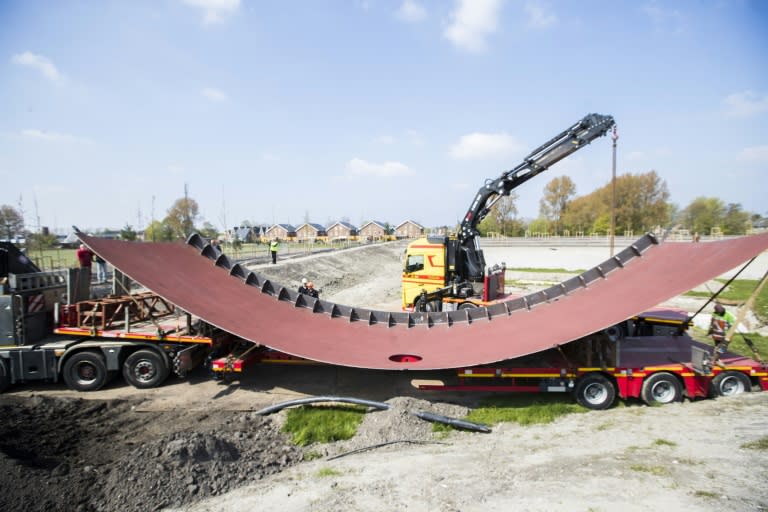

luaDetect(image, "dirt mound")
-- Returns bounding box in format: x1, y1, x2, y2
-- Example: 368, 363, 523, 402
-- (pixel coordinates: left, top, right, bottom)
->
0, 395, 302, 512
248, 242, 406, 310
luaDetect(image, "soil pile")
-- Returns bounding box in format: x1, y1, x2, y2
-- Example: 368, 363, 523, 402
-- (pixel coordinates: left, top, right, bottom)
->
248, 242, 406, 310
0, 395, 302, 512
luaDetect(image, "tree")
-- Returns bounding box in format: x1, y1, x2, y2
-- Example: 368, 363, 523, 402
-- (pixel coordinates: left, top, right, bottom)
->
722, 203, 751, 235
561, 170, 670, 234
493, 192, 518, 236
120, 224, 138, 241
0, 204, 25, 240
199, 221, 219, 240
680, 197, 725, 235
26, 232, 57, 250
145, 220, 175, 242
164, 197, 200, 239
539, 176, 576, 234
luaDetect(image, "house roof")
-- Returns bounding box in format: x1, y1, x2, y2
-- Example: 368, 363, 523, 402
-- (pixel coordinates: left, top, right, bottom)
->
327, 221, 357, 231
360, 220, 388, 230
297, 223, 326, 232
395, 220, 424, 229
268, 224, 296, 232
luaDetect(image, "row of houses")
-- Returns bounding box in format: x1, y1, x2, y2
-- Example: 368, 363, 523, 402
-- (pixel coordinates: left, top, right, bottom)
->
231, 220, 427, 243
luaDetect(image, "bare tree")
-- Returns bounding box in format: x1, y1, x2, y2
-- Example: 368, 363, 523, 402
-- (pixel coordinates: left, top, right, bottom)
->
0, 204, 25, 241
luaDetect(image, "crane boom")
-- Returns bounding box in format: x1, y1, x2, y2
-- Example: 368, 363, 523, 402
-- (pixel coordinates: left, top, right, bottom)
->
459, 113, 615, 244
456, 113, 615, 284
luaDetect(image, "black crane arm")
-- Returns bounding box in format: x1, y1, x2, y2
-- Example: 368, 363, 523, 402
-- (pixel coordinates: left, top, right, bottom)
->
458, 113, 615, 244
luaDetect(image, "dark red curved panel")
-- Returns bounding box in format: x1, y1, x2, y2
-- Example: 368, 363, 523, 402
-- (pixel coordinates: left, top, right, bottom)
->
78, 233, 768, 370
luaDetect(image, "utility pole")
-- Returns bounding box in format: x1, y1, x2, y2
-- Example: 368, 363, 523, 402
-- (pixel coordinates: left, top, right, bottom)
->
610, 125, 618, 257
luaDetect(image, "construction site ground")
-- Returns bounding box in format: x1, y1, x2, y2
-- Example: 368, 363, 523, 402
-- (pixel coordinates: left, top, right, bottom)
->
2, 242, 767, 511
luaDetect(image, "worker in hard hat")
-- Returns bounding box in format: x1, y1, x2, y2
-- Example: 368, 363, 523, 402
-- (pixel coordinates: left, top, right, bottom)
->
298, 277, 310, 295
306, 281, 319, 299
708, 303, 736, 363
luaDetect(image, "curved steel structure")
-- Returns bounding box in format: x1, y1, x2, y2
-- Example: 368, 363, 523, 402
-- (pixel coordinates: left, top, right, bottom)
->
77, 232, 768, 370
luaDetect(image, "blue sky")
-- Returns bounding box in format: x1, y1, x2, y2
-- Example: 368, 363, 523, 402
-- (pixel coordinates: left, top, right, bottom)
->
1, 0, 766, 234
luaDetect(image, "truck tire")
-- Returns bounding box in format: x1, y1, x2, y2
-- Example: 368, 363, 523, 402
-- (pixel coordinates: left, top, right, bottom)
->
710, 371, 752, 398
640, 372, 682, 406
123, 349, 169, 389
414, 297, 441, 312
0, 359, 10, 393
62, 351, 109, 392
574, 373, 616, 410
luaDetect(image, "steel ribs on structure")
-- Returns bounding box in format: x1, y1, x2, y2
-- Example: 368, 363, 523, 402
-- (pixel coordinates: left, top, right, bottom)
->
77, 232, 768, 370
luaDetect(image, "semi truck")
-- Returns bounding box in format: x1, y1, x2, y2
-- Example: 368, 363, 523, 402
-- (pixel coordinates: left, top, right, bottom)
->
402, 113, 615, 311
0, 245, 230, 392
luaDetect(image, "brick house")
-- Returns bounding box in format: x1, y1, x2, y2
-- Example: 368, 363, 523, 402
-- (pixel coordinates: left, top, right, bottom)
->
326, 221, 358, 241
394, 220, 424, 239
295, 223, 327, 241
265, 224, 296, 241
359, 220, 389, 241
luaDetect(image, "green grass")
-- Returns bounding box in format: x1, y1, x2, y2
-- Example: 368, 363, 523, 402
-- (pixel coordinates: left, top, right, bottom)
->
690, 328, 768, 360
282, 405, 366, 446
433, 395, 586, 432
652, 438, 677, 447
629, 464, 671, 477
684, 278, 768, 323
315, 467, 342, 478
25, 247, 77, 270
740, 436, 768, 450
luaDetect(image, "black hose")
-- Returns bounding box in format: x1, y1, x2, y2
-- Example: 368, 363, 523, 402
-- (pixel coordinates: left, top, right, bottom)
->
413, 410, 492, 433
254, 396, 391, 416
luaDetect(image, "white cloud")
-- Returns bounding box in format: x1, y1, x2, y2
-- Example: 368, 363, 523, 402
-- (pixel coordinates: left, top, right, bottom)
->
626, 151, 645, 161
202, 87, 228, 102
345, 158, 414, 177
737, 145, 768, 164
449, 132, 524, 160
525, 1, 557, 29
12, 51, 62, 82
182, 0, 240, 25
724, 91, 768, 118
444, 0, 502, 53
20, 129, 90, 143
396, 0, 427, 23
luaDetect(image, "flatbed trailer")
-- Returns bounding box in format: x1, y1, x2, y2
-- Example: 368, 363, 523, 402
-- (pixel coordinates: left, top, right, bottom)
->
0, 270, 231, 392
415, 310, 768, 409
210, 310, 768, 409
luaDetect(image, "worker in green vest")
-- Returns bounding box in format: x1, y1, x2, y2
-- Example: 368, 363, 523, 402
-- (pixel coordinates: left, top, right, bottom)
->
270, 238, 279, 264
708, 303, 737, 362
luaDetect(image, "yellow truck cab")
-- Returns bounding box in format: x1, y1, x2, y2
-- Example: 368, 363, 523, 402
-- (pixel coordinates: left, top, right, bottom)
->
402, 235, 506, 312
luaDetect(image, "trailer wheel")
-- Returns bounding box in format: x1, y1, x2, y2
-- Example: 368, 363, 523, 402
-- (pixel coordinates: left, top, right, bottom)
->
62, 351, 108, 392
123, 349, 169, 389
0, 359, 10, 393
457, 302, 476, 310
574, 374, 616, 410
640, 372, 682, 406
710, 371, 752, 398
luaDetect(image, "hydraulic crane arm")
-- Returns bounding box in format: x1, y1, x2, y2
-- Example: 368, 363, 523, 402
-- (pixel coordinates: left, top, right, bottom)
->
458, 113, 615, 245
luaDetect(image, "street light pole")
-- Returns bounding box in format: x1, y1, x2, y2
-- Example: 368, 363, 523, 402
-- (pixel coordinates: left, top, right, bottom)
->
610, 125, 618, 257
